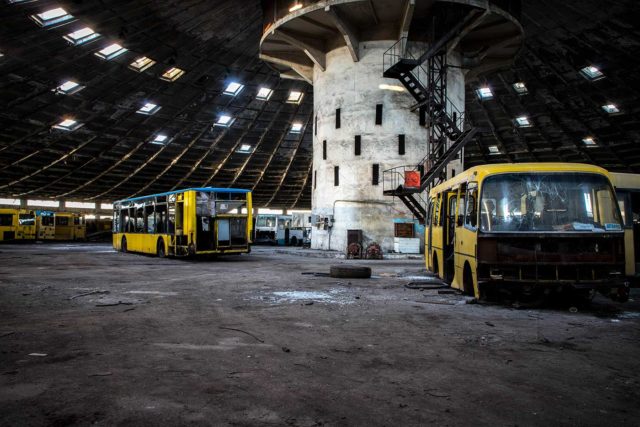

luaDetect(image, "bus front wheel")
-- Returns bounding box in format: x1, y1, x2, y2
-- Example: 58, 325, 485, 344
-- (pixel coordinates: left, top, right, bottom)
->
121, 237, 127, 253
157, 238, 166, 258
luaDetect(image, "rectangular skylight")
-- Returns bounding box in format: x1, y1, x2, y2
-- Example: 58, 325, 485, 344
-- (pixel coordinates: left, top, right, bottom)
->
582, 136, 597, 147
52, 118, 83, 131
27, 200, 60, 208
488, 145, 500, 154
100, 203, 114, 210
151, 134, 168, 145
30, 7, 73, 27
53, 80, 84, 95
512, 82, 528, 95
66, 201, 96, 209
237, 144, 253, 153
290, 122, 303, 133
95, 43, 127, 60
256, 87, 273, 101
137, 102, 161, 115
287, 90, 304, 104
0, 198, 20, 206
580, 65, 604, 81
160, 67, 185, 82
602, 104, 620, 115
476, 87, 493, 100
515, 116, 532, 128
63, 27, 100, 45
224, 82, 244, 96
215, 115, 234, 127
129, 56, 156, 72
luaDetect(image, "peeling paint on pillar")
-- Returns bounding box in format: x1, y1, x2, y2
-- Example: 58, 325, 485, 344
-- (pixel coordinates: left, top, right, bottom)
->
311, 41, 465, 252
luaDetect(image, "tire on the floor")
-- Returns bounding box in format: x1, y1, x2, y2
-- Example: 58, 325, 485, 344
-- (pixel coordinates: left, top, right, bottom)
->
329, 265, 372, 279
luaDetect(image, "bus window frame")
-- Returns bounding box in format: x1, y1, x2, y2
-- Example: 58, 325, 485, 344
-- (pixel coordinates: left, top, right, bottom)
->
464, 181, 478, 231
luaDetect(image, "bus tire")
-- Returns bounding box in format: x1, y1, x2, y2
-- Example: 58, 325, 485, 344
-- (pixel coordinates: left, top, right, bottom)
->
121, 236, 128, 253
432, 252, 439, 276
157, 238, 166, 258
330, 265, 372, 279
463, 263, 474, 297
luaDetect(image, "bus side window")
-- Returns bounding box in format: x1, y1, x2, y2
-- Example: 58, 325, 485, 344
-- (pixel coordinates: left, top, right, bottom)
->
433, 196, 441, 226
425, 200, 432, 226
145, 202, 155, 233
465, 183, 478, 229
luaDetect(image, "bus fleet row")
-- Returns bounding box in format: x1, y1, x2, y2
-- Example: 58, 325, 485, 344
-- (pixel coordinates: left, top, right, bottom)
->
0, 209, 86, 242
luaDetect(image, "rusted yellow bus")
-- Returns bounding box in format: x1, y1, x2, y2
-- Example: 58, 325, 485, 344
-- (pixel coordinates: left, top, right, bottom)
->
0, 209, 36, 241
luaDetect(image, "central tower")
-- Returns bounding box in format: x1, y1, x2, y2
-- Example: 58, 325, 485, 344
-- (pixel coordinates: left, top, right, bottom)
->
260, 0, 523, 252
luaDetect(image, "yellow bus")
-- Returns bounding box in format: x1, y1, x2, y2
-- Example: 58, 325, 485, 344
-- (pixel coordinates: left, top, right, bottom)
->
0, 208, 36, 241
112, 187, 253, 257
610, 172, 640, 286
53, 212, 86, 240
36, 211, 55, 240
425, 163, 628, 301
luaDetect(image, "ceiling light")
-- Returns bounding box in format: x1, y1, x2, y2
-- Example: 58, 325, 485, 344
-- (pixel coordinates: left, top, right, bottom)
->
256, 87, 273, 101
53, 80, 84, 95
476, 87, 493, 100
52, 118, 83, 131
580, 65, 604, 81
515, 116, 532, 128
137, 102, 161, 115
223, 82, 244, 96
129, 56, 156, 72
160, 67, 185, 82
30, 7, 73, 27
63, 27, 100, 46
512, 82, 528, 95
215, 115, 234, 127
151, 134, 168, 145
290, 122, 303, 133
379, 84, 405, 92
582, 136, 597, 147
602, 104, 620, 115
289, 2, 303, 12
287, 90, 303, 104
237, 144, 253, 153
488, 145, 500, 154
95, 43, 127, 60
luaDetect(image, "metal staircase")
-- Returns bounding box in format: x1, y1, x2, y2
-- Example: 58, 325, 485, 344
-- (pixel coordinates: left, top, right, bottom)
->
381, 34, 479, 224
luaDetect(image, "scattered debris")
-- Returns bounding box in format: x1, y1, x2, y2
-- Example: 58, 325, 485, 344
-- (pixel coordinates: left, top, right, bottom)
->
123, 307, 136, 312
95, 301, 133, 307
485, 322, 495, 327
88, 372, 113, 377
28, 353, 47, 357
281, 346, 291, 353
69, 290, 109, 300
330, 265, 372, 279
304, 301, 314, 306
438, 289, 457, 294
405, 279, 447, 290
569, 306, 578, 313
2, 370, 18, 375
0, 331, 15, 338
413, 300, 456, 306
219, 327, 264, 343
301, 272, 330, 277
425, 390, 450, 398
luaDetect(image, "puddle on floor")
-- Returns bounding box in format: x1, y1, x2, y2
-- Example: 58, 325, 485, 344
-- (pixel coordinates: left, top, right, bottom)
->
254, 289, 354, 305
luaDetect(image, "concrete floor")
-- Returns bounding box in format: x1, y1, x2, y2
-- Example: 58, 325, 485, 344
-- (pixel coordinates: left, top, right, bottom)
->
1, 243, 639, 426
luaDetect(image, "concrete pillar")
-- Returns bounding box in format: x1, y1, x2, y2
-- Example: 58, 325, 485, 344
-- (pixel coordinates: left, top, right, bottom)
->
311, 41, 465, 252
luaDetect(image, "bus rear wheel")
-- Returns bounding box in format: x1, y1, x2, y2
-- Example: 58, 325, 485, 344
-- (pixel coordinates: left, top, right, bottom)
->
121, 236, 127, 253
157, 239, 166, 258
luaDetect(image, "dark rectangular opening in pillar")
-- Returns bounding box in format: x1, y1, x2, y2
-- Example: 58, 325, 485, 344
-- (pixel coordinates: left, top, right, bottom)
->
355, 135, 361, 156
375, 104, 383, 125
399, 134, 405, 155
314, 170, 316, 189
334, 166, 339, 186
336, 108, 341, 129
419, 107, 426, 126
323, 140, 327, 160
372, 164, 379, 186
315, 114, 317, 135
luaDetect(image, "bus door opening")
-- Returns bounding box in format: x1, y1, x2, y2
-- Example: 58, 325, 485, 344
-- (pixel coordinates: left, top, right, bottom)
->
443, 191, 458, 282
631, 192, 640, 272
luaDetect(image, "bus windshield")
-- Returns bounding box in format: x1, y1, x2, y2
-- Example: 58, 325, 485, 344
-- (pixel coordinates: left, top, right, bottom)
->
480, 173, 622, 232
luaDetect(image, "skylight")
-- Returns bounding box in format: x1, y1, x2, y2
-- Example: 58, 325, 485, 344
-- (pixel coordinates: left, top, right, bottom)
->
52, 118, 83, 131
582, 136, 597, 147
215, 115, 234, 127
602, 104, 620, 115
290, 122, 303, 133
580, 65, 604, 81
223, 82, 244, 96
488, 145, 500, 154
475, 87, 493, 100
287, 90, 304, 104
53, 80, 84, 95
515, 116, 532, 128
129, 56, 156, 72
137, 103, 161, 115
160, 67, 185, 82
256, 87, 273, 101
237, 144, 253, 154
151, 134, 168, 145
63, 27, 99, 46
512, 82, 528, 95
30, 7, 73, 27
95, 43, 127, 60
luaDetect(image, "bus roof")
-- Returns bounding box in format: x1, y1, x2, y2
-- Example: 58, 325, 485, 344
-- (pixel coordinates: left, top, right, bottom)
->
115, 187, 250, 204
430, 163, 611, 195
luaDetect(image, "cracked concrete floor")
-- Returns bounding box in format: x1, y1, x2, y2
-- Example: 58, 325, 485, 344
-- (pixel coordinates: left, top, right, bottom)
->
0, 243, 639, 426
